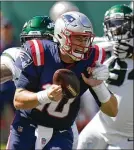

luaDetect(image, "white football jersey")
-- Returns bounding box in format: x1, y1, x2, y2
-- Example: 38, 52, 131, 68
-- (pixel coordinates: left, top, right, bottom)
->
1, 47, 23, 84
94, 36, 114, 52
100, 58, 133, 137
77, 57, 133, 149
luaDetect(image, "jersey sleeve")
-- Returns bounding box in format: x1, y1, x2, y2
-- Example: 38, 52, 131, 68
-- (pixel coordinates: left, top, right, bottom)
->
93, 36, 114, 52
15, 40, 45, 91
1, 49, 21, 81
25, 39, 45, 66
91, 45, 106, 67
86, 45, 106, 107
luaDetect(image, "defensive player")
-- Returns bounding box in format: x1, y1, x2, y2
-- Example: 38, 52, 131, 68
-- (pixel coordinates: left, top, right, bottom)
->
77, 4, 133, 149
7, 11, 118, 150
0, 16, 54, 85
0, 15, 54, 149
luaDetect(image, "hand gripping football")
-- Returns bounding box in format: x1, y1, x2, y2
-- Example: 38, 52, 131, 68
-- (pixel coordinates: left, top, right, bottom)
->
53, 69, 80, 99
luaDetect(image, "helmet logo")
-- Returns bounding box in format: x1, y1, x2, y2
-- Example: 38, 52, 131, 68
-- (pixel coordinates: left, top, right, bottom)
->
80, 16, 92, 28
62, 14, 77, 27
47, 22, 55, 29
20, 50, 32, 69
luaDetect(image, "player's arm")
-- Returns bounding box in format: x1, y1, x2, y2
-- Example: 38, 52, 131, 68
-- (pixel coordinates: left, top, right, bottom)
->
13, 41, 43, 109
88, 83, 118, 117
87, 45, 118, 117
0, 63, 13, 84
0, 50, 21, 84
14, 40, 62, 110
100, 94, 117, 117
82, 62, 118, 117
0, 54, 14, 84
14, 88, 39, 109
14, 84, 62, 110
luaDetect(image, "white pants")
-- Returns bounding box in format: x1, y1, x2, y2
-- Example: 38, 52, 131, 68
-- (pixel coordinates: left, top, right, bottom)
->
80, 89, 99, 119
77, 112, 133, 150
72, 122, 79, 149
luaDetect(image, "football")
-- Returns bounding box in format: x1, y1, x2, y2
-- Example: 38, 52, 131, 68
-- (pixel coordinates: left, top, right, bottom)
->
53, 69, 80, 99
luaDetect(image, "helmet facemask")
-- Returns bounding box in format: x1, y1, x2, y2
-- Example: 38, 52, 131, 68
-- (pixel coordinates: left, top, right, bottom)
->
104, 4, 134, 42
20, 32, 54, 44
104, 17, 133, 41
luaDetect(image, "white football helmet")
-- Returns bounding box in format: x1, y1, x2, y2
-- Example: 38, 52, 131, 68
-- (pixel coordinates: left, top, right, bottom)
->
54, 11, 95, 61
50, 1, 79, 22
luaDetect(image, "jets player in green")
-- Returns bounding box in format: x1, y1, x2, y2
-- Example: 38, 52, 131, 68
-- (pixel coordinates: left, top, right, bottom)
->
77, 4, 134, 149
1, 16, 54, 85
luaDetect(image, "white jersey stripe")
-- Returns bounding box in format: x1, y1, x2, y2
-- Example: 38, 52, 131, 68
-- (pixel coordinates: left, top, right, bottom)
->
97, 46, 103, 64
32, 40, 41, 66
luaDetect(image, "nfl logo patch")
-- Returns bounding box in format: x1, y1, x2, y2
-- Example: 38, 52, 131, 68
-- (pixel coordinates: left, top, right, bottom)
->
41, 138, 46, 145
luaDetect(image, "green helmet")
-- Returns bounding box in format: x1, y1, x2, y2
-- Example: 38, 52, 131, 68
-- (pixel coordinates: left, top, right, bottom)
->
103, 4, 133, 41
20, 16, 54, 44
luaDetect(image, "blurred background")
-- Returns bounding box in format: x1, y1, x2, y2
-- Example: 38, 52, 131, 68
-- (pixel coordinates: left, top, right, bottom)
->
1, 1, 130, 42
0, 0, 131, 149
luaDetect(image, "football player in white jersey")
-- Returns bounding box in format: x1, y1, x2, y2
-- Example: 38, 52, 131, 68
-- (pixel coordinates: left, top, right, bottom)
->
77, 4, 134, 149
0, 16, 54, 85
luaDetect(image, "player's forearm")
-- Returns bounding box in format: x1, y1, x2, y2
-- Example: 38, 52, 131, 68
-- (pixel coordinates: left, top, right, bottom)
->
100, 94, 118, 117
14, 88, 40, 110
0, 64, 13, 84
92, 83, 118, 117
